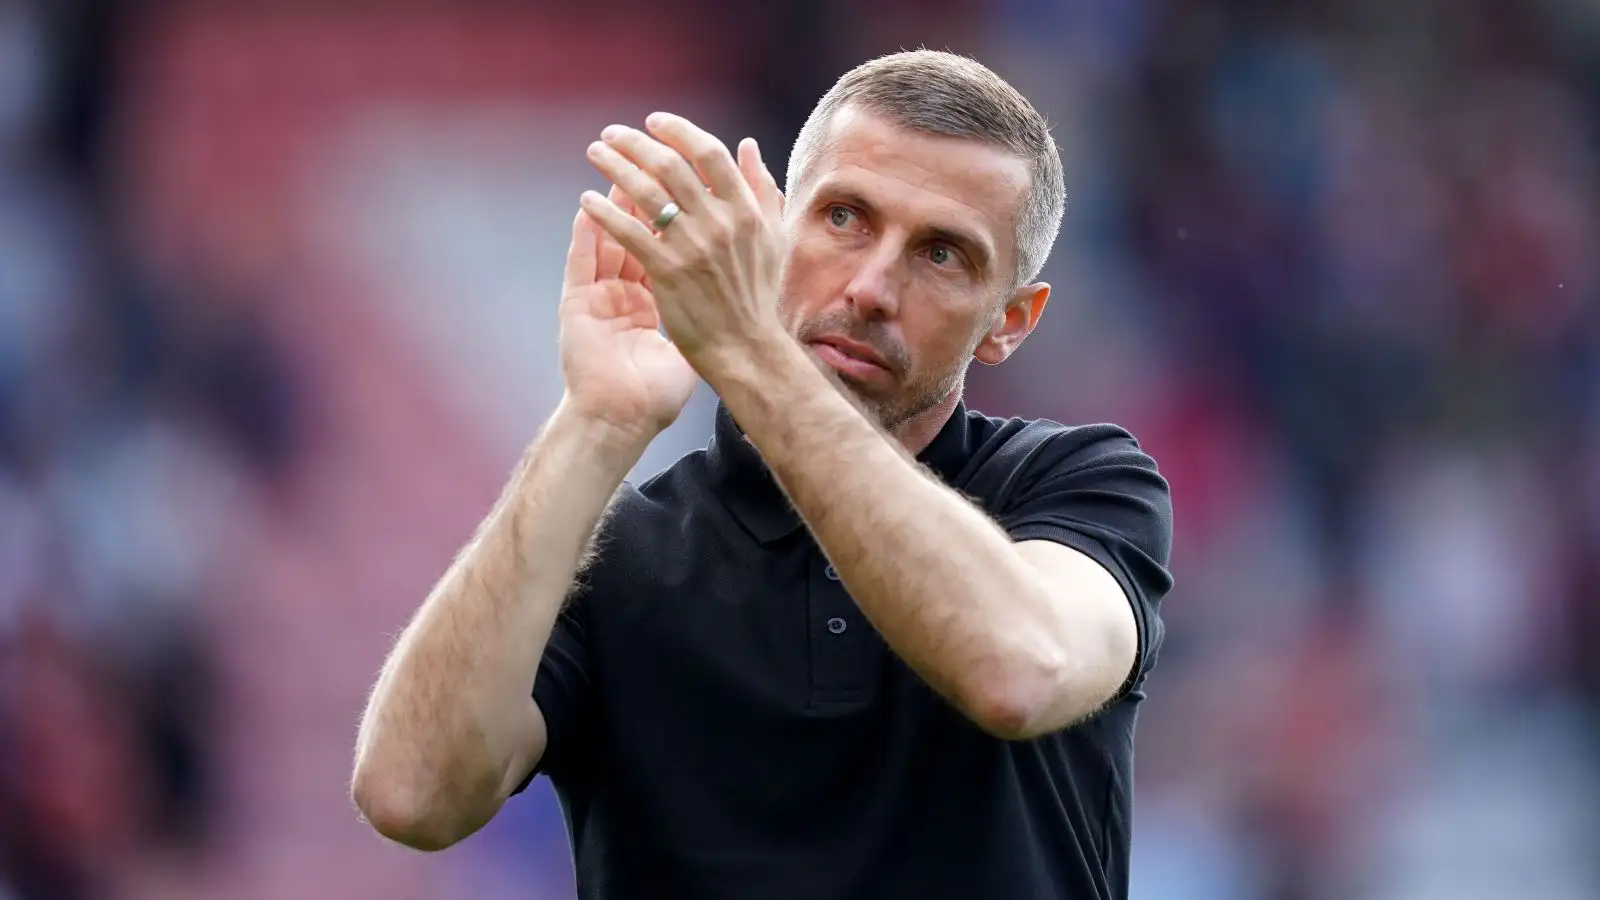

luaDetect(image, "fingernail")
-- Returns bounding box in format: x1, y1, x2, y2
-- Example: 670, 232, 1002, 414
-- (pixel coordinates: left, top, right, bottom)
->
587, 140, 605, 157
646, 112, 668, 129
601, 124, 623, 141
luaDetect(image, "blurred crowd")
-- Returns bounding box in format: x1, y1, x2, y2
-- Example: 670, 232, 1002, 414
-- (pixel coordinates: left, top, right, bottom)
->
0, 1, 1595, 899
0, 2, 308, 897
970, 2, 1600, 897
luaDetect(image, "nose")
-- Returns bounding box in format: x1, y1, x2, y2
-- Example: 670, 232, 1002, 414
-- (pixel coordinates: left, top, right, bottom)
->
841, 243, 903, 321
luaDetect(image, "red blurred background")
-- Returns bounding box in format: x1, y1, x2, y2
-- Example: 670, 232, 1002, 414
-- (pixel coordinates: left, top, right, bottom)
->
1, 1, 1596, 898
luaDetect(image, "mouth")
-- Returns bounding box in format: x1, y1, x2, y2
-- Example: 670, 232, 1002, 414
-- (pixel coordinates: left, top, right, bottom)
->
807, 337, 892, 381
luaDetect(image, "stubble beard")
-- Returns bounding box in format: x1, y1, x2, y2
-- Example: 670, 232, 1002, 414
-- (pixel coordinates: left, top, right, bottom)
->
785, 291, 972, 434
806, 349, 963, 434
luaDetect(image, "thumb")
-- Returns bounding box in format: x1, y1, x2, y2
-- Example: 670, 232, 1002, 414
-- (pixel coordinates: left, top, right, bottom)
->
738, 138, 784, 220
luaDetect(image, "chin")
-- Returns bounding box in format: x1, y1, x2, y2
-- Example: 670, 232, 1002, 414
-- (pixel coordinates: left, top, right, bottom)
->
802, 355, 879, 418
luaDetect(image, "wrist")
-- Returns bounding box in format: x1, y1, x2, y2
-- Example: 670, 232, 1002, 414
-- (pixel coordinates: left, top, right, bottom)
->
692, 326, 807, 394
550, 395, 658, 464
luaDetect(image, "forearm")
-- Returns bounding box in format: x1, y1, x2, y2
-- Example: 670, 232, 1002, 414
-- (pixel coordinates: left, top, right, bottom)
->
352, 399, 646, 844
708, 341, 1070, 732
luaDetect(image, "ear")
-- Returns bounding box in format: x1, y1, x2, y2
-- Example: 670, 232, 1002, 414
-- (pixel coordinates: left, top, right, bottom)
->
973, 282, 1050, 365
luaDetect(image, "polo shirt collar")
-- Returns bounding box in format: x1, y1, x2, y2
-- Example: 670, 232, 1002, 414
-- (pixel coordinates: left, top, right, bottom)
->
705, 398, 974, 544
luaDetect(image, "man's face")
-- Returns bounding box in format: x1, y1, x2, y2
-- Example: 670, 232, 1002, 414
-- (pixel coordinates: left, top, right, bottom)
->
778, 107, 1045, 431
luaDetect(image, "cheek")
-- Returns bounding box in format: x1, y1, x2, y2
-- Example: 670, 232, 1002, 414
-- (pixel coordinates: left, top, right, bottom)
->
778, 239, 844, 318
925, 328, 974, 369
904, 300, 981, 359
901, 318, 989, 385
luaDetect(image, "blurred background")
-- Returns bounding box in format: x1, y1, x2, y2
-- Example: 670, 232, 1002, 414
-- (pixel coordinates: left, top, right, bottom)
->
1, 0, 1596, 898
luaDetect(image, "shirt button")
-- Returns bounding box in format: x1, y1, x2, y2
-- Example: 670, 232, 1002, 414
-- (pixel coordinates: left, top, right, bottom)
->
826, 617, 848, 635
824, 564, 840, 581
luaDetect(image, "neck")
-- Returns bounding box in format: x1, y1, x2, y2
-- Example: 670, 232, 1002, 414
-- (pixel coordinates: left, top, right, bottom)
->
890, 389, 963, 457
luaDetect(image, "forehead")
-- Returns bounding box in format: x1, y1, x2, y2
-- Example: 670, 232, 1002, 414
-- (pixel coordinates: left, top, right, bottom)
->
803, 107, 1031, 260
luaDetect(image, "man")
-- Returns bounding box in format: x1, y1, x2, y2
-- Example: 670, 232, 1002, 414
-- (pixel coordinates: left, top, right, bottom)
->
352, 50, 1173, 899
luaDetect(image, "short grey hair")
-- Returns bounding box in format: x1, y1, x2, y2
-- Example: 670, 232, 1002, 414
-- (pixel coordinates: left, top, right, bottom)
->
785, 50, 1066, 288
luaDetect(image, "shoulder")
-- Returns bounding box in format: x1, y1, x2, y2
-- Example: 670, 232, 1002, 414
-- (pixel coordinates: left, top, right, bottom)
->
962, 409, 1172, 568
586, 445, 734, 573
959, 409, 1164, 495
970, 411, 1177, 686
597, 449, 712, 535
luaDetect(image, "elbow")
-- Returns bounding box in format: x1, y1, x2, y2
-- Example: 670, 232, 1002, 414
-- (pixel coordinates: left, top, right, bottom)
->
958, 647, 1120, 741
350, 766, 470, 852
959, 670, 1063, 742
961, 606, 1139, 740
960, 661, 1132, 741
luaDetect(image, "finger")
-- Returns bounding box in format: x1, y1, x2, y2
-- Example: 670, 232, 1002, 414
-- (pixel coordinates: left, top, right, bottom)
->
563, 208, 600, 287
619, 246, 649, 283
601, 123, 709, 213
580, 190, 669, 272
588, 139, 679, 226
608, 188, 652, 282
611, 189, 650, 281
647, 112, 752, 205
738, 138, 784, 220
597, 186, 634, 280
613, 185, 651, 226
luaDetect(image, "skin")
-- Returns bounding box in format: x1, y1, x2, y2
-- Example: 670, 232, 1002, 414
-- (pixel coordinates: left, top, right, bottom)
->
350, 187, 699, 850
780, 106, 1036, 437
351, 103, 1137, 854
581, 106, 1137, 741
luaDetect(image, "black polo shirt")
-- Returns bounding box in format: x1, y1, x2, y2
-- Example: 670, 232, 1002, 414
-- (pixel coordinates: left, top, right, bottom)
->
517, 400, 1174, 900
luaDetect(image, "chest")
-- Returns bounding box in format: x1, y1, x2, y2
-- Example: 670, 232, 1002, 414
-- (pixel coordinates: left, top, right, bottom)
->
574, 510, 1022, 844
589, 520, 907, 721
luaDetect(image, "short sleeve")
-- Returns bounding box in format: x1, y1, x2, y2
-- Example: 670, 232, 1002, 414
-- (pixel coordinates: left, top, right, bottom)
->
511, 598, 593, 794
995, 424, 1175, 693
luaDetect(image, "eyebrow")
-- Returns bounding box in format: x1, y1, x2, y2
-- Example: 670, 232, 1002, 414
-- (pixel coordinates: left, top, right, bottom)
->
821, 186, 997, 275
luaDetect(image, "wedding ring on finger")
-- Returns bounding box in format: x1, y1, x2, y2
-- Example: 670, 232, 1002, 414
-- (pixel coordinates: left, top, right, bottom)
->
652, 201, 682, 231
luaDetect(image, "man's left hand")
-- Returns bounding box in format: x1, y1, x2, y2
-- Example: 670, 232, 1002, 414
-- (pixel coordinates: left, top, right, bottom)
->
580, 112, 788, 374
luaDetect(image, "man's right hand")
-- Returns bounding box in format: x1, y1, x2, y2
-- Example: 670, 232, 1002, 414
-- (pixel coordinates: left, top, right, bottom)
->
558, 186, 698, 441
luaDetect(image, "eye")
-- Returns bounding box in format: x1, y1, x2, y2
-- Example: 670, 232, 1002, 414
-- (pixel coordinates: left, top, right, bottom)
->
925, 244, 958, 268
827, 205, 855, 228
